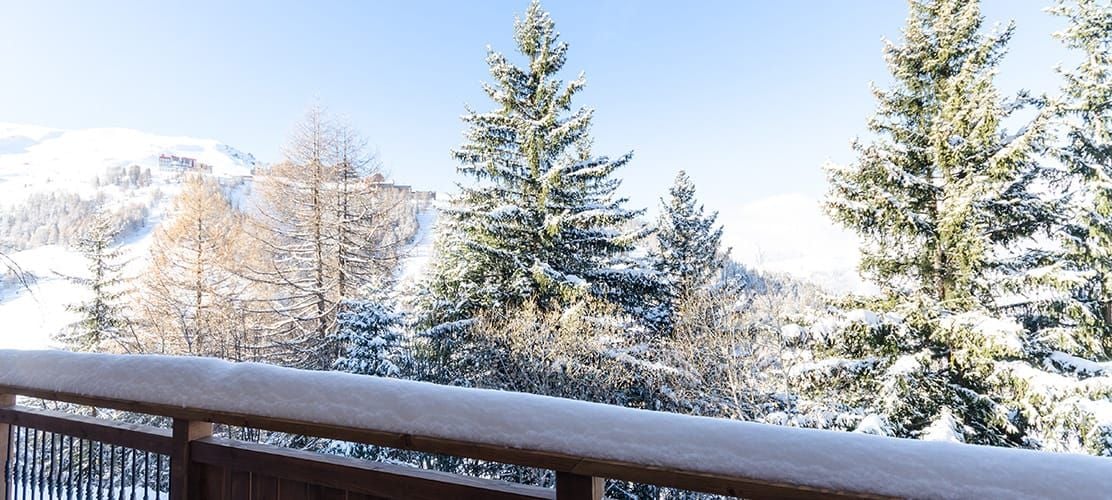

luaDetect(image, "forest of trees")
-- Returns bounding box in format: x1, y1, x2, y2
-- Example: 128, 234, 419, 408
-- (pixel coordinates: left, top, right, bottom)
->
60, 110, 417, 373
21, 0, 1110, 498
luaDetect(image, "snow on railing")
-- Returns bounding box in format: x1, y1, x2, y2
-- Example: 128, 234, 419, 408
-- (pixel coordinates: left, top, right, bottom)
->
1, 349, 1110, 499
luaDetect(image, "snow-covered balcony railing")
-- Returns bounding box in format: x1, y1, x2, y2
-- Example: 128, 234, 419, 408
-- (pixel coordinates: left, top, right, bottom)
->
1, 351, 1111, 500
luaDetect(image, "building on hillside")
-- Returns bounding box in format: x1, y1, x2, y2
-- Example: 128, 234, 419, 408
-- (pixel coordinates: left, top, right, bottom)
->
367, 173, 436, 202
158, 154, 213, 173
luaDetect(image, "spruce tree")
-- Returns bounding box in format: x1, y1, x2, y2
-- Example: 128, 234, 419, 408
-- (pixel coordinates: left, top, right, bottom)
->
812, 0, 1061, 448
652, 170, 726, 302
1046, 0, 1112, 358
420, 1, 662, 332
825, 0, 1057, 310
332, 299, 404, 378
984, 0, 1112, 457
63, 212, 130, 352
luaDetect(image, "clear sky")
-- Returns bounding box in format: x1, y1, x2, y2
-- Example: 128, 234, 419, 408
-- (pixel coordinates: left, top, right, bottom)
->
0, 0, 1071, 275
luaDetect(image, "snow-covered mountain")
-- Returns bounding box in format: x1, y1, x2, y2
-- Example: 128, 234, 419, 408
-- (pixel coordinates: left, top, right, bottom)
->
0, 123, 263, 349
0, 123, 258, 206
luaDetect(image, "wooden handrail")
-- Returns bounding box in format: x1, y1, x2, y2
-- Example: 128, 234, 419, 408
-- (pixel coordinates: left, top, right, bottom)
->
14, 351, 1107, 499
0, 383, 872, 499
0, 405, 172, 454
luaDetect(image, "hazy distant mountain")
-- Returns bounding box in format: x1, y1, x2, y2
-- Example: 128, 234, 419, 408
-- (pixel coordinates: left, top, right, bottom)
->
0, 123, 259, 207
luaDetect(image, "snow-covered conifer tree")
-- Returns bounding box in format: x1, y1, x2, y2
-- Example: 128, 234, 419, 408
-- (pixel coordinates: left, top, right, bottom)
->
825, 0, 1057, 310
981, 0, 1112, 457
419, 1, 663, 333
62, 212, 131, 352
1045, 0, 1112, 358
652, 170, 726, 305
809, 0, 1065, 448
332, 299, 404, 378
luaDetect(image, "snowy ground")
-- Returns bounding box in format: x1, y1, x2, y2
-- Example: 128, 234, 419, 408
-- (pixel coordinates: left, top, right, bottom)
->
394, 202, 440, 299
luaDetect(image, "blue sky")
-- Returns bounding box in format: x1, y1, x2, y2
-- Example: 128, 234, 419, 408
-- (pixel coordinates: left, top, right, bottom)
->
0, 1, 1069, 219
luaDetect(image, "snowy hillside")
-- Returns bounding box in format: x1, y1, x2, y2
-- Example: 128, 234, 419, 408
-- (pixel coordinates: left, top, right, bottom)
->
0, 123, 258, 207
395, 203, 440, 295
0, 123, 261, 349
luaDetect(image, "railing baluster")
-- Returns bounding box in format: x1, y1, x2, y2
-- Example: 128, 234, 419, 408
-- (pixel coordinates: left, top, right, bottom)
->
31, 429, 38, 500
118, 448, 125, 500
54, 433, 61, 500
154, 455, 161, 499
21, 427, 28, 500
130, 449, 137, 500
2, 424, 10, 500
0, 393, 12, 500
67, 436, 75, 500
90, 441, 96, 500
142, 452, 149, 500
109, 446, 117, 500
98, 442, 105, 500
20, 427, 27, 500
115, 446, 122, 500
79, 438, 87, 500
42, 432, 50, 500
39, 431, 46, 500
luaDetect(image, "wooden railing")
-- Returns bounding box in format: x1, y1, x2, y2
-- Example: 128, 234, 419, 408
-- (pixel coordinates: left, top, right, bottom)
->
4, 351, 1110, 499
0, 387, 866, 500
0, 391, 858, 500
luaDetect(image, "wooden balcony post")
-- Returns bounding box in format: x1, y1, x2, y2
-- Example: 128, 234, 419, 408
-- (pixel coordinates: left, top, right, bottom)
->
556, 471, 604, 500
170, 418, 212, 500
1, 393, 13, 500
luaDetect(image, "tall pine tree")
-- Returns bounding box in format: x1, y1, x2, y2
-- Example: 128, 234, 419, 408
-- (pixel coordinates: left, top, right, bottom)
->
420, 1, 662, 332
825, 0, 1057, 310
1046, 0, 1112, 358
810, 0, 1063, 448
62, 212, 131, 352
652, 170, 726, 303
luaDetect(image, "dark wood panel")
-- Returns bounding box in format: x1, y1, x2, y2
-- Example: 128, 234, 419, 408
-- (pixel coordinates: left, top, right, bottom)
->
192, 437, 554, 500
278, 478, 308, 500
0, 405, 172, 454
253, 473, 279, 500
555, 472, 603, 500
228, 469, 252, 499
202, 464, 225, 500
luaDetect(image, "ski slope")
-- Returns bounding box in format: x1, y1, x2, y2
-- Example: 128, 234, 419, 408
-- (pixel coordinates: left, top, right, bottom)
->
395, 202, 440, 295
